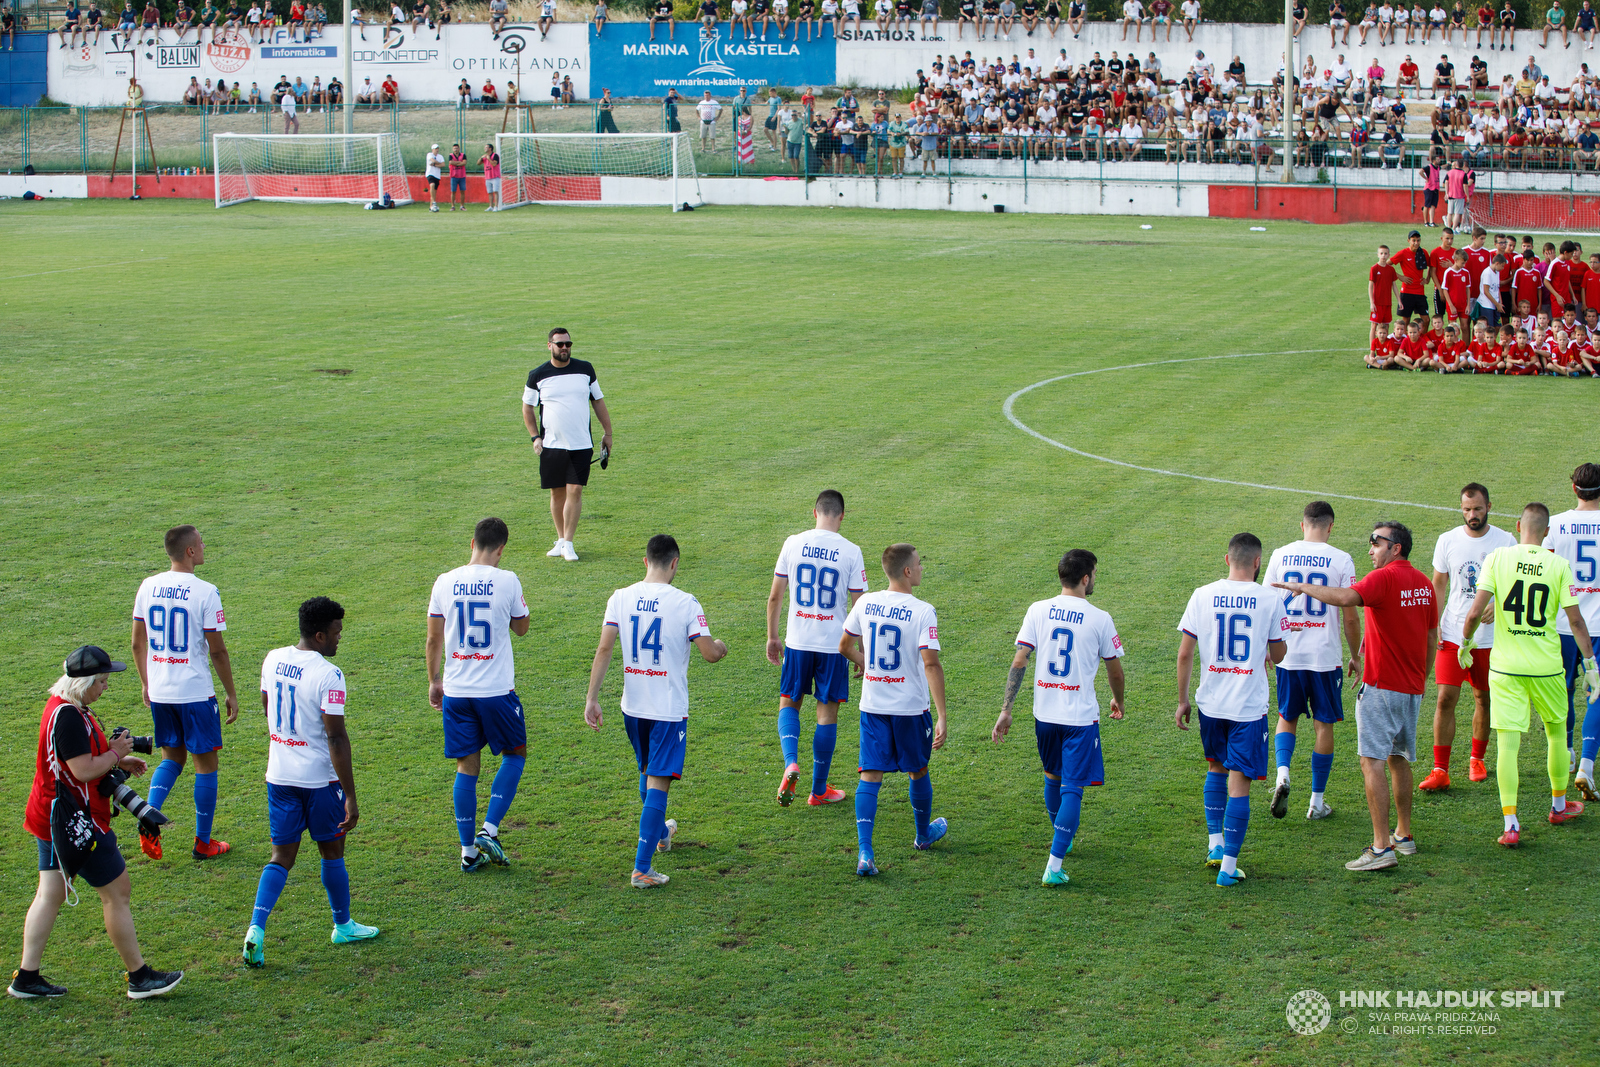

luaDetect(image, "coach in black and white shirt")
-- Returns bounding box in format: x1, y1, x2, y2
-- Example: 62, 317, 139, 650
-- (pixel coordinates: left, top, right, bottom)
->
522, 327, 613, 562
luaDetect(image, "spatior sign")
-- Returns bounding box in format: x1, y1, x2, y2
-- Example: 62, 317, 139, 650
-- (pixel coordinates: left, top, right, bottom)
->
591, 23, 833, 96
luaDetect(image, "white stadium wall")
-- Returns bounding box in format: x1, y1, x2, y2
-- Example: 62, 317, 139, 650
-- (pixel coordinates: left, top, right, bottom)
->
45, 19, 1596, 103
45, 22, 589, 105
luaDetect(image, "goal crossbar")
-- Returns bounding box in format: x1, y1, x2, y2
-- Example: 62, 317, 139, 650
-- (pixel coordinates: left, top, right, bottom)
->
213, 132, 412, 208
493, 132, 700, 213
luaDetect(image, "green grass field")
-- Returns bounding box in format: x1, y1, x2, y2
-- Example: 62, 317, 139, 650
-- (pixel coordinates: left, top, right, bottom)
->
2, 201, 1596, 1066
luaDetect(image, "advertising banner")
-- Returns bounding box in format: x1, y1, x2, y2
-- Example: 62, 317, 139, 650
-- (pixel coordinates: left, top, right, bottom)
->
589, 23, 833, 98
47, 22, 588, 105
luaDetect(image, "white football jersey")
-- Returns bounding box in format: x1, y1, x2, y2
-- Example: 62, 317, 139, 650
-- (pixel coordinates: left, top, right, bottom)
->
1544, 509, 1600, 635
1433, 524, 1516, 645
774, 530, 868, 654
1014, 594, 1123, 726
1263, 540, 1357, 671
427, 563, 529, 698
260, 645, 345, 789
603, 581, 709, 721
1178, 578, 1290, 722
133, 571, 226, 703
843, 591, 941, 716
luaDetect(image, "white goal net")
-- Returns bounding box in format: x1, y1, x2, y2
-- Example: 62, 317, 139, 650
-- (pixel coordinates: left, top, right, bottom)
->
494, 133, 700, 212
213, 132, 411, 208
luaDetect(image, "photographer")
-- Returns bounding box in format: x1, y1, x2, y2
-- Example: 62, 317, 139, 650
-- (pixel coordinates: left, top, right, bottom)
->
10, 646, 183, 1001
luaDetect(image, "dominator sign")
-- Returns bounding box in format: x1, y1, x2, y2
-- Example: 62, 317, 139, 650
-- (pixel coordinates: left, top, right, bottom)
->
591, 23, 834, 96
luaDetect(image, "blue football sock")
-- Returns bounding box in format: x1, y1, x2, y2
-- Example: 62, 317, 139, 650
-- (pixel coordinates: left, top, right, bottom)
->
811, 723, 837, 796
148, 758, 182, 812
1274, 730, 1296, 772
1204, 771, 1228, 835
485, 755, 525, 829
1044, 776, 1062, 824
453, 772, 479, 848
855, 780, 881, 860
1569, 698, 1577, 751
1311, 751, 1334, 794
193, 771, 218, 844
1583, 697, 1600, 764
251, 862, 289, 930
909, 774, 933, 840
778, 705, 802, 767
1222, 794, 1251, 859
634, 788, 668, 873
1051, 783, 1083, 858
639, 773, 647, 806
320, 857, 351, 925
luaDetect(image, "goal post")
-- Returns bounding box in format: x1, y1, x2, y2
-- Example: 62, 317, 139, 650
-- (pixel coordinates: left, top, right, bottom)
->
213, 132, 412, 208
494, 132, 701, 212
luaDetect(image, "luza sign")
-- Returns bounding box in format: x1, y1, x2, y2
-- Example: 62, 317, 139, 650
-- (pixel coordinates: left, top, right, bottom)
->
592, 23, 834, 96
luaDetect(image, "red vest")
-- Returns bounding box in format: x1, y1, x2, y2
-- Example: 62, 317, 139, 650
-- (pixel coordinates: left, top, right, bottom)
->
25, 695, 113, 840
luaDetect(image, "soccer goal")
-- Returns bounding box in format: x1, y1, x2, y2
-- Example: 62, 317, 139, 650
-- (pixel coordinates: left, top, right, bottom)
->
213, 132, 412, 208
494, 132, 701, 212
1467, 188, 1600, 237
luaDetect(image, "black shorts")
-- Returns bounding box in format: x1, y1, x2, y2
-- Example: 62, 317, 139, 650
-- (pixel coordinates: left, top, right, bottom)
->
1400, 292, 1429, 318
1423, 188, 1439, 207
1433, 289, 1446, 316
428, 174, 441, 187
540, 446, 593, 489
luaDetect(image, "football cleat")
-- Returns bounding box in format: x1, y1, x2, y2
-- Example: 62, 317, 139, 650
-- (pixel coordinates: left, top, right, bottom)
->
1576, 772, 1599, 802
807, 785, 847, 805
855, 855, 879, 877
242, 925, 266, 968
1550, 799, 1585, 825
631, 868, 670, 888
331, 920, 380, 944
776, 763, 800, 807
7, 971, 67, 999
192, 838, 230, 860
1041, 868, 1069, 886
139, 824, 163, 860
1270, 778, 1290, 819
1306, 799, 1334, 820
1391, 834, 1417, 855
461, 851, 492, 874
656, 818, 677, 852
1215, 867, 1248, 886
913, 817, 948, 850
1205, 844, 1224, 867
1418, 768, 1451, 792
475, 833, 508, 866
1498, 827, 1521, 847
1468, 757, 1489, 782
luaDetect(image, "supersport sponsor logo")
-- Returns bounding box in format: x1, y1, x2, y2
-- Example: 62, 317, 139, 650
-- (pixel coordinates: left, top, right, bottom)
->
865, 673, 906, 684
1285, 619, 1328, 631
151, 655, 190, 665
270, 732, 308, 747
451, 651, 496, 661
794, 611, 835, 621
1207, 664, 1255, 675
1035, 680, 1082, 691
625, 666, 668, 677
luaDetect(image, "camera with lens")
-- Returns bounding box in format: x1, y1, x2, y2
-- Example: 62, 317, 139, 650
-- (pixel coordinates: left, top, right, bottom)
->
97, 759, 169, 839
111, 726, 155, 755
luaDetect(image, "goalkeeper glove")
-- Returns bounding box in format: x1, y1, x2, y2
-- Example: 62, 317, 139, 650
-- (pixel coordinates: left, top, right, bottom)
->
1585, 657, 1598, 705
1457, 638, 1477, 670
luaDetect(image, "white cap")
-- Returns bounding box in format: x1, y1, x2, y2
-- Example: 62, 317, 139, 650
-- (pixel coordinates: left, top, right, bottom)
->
431, 143, 439, 149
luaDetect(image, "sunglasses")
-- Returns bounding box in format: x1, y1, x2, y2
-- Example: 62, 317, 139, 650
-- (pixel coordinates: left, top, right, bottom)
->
551, 340, 573, 347
1369, 533, 1397, 546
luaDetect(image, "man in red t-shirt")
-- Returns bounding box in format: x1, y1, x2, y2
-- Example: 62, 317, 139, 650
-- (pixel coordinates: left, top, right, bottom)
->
1464, 226, 1494, 300
1396, 230, 1430, 327
1428, 227, 1456, 319
1275, 521, 1438, 872
1398, 56, 1420, 95
1547, 240, 1579, 318
381, 75, 399, 104
1369, 244, 1400, 345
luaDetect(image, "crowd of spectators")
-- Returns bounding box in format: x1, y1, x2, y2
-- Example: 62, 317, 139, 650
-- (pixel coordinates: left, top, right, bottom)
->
1367, 230, 1600, 375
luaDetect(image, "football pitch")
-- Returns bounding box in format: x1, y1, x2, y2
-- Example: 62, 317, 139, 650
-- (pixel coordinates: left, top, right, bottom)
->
3, 200, 1596, 1066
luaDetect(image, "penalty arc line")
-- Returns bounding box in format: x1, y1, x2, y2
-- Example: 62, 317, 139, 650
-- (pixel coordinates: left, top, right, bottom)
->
0, 256, 170, 281
1003, 349, 1460, 514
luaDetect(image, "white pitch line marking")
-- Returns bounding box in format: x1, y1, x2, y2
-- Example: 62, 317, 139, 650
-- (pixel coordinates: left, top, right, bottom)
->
1003, 350, 1460, 513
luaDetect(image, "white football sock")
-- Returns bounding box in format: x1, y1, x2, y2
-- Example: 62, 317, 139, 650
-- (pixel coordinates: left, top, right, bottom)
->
1504, 813, 1519, 832
462, 844, 479, 859
1276, 766, 1290, 785
1581, 757, 1595, 778
1309, 791, 1325, 808
1553, 794, 1567, 813
481, 821, 498, 838
1220, 855, 1238, 876
1046, 855, 1063, 873
1208, 832, 1224, 850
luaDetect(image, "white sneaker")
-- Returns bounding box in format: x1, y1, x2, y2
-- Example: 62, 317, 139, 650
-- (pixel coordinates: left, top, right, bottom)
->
546, 539, 565, 557
429, 204, 438, 212
1306, 799, 1334, 819
560, 541, 580, 562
